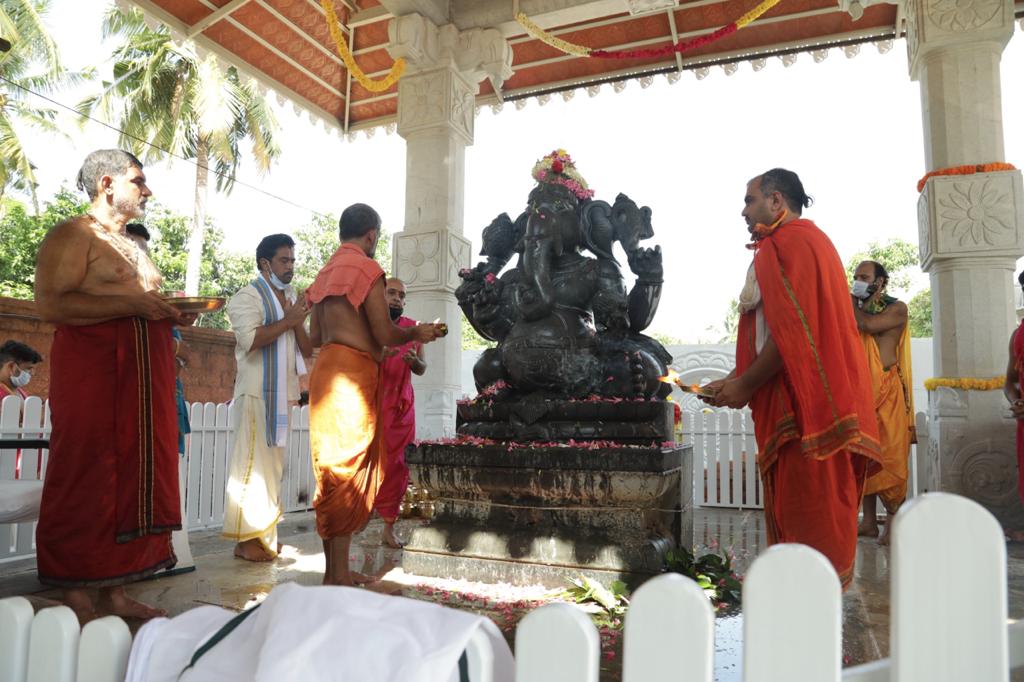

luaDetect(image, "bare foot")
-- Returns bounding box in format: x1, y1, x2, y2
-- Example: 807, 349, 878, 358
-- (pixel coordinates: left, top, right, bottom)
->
97, 587, 166, 620
322, 572, 377, 587
382, 524, 404, 549
63, 589, 99, 626
857, 519, 879, 538
877, 516, 892, 546
234, 540, 274, 562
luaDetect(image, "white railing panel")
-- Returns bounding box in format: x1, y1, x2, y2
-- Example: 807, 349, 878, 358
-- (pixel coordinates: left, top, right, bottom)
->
184, 402, 204, 530
26, 606, 79, 682
77, 616, 131, 682
0, 596, 33, 682
743, 544, 842, 682
892, 492, 1008, 682
198, 402, 218, 529
212, 402, 232, 525
0, 396, 49, 562
623, 573, 714, 682
464, 627, 495, 682
515, 603, 599, 682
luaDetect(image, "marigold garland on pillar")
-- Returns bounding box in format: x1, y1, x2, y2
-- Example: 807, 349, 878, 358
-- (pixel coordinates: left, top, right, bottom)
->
321, 0, 405, 93
916, 163, 1017, 193
515, 0, 782, 61
923, 376, 1006, 391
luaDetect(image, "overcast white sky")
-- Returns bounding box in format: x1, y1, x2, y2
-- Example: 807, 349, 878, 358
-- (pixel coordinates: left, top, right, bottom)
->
21, 1, 1024, 341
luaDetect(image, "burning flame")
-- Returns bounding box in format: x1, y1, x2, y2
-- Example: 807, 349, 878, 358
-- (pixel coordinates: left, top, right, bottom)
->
659, 369, 681, 385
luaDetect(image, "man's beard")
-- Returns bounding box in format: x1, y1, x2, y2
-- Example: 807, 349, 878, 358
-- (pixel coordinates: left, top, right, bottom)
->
115, 196, 145, 220
389, 306, 402, 321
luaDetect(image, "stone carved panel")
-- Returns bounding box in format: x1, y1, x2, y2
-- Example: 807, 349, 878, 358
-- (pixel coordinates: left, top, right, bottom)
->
906, 0, 1013, 77
446, 232, 471, 290
395, 229, 469, 293
947, 438, 1019, 512
927, 0, 1003, 32
917, 186, 932, 265
397, 70, 476, 141
388, 13, 514, 89
395, 231, 441, 286
918, 170, 1024, 268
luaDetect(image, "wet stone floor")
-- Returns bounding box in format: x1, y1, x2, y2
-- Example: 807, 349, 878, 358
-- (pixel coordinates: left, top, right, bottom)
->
4, 508, 1024, 681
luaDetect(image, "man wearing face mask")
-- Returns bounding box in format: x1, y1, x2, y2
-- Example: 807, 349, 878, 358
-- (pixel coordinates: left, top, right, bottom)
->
703, 169, 881, 590
375, 278, 426, 548
851, 261, 914, 546
223, 233, 313, 561
0, 340, 41, 401
0, 341, 43, 479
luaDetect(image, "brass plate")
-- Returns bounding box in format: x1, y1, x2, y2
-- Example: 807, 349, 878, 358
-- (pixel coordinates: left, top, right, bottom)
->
163, 296, 226, 313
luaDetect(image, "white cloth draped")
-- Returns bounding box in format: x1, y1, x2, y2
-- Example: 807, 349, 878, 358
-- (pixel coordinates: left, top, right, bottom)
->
125, 582, 515, 682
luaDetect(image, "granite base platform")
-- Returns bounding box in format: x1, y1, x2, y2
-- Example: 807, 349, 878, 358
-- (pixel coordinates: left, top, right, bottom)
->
402, 441, 692, 588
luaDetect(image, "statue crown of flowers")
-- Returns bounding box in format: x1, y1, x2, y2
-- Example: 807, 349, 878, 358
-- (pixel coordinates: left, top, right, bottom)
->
531, 149, 595, 200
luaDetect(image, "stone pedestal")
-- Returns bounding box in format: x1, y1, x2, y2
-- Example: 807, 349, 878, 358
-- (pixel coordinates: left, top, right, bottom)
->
907, 0, 1024, 524
388, 14, 513, 439
402, 442, 691, 588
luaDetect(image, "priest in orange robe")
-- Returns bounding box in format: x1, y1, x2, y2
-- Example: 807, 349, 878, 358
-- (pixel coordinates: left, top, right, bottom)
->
851, 260, 915, 546
305, 203, 443, 586
709, 169, 881, 589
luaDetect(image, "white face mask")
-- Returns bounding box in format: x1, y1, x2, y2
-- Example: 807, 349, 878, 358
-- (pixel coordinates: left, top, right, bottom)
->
10, 368, 31, 388
268, 271, 288, 291
851, 280, 872, 299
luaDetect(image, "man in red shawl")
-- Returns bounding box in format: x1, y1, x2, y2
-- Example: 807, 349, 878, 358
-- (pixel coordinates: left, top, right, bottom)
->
376, 277, 426, 548
707, 168, 882, 589
1002, 270, 1024, 541
34, 149, 189, 623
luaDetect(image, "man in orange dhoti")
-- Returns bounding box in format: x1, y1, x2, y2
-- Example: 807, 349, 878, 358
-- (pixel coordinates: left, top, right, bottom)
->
852, 261, 915, 546
306, 203, 443, 585
1003, 271, 1024, 541
708, 169, 882, 589
376, 278, 426, 549
34, 150, 189, 622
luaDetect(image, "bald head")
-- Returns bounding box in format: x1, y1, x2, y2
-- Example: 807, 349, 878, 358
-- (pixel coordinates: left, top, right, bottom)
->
385, 278, 406, 320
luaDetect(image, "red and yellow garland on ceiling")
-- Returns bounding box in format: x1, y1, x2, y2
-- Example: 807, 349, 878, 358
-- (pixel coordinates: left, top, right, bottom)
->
515, 0, 783, 61
320, 0, 405, 93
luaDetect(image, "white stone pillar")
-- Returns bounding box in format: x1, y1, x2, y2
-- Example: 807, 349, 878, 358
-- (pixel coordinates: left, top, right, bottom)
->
909, 0, 1024, 524
387, 15, 513, 438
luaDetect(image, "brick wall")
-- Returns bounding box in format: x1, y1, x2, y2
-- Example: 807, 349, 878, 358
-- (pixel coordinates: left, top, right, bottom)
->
0, 296, 237, 404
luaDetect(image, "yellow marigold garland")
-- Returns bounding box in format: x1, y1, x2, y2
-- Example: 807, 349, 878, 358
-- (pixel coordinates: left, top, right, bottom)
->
515, 12, 591, 57
924, 376, 1005, 391
321, 0, 405, 93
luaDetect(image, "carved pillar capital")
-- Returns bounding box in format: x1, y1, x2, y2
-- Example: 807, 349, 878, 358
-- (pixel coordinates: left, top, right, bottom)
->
393, 229, 471, 294
917, 170, 1024, 270
905, 0, 1015, 78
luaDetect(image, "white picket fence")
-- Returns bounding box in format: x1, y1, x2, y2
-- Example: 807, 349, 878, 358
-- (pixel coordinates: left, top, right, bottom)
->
2, 492, 1021, 682
0, 398, 315, 562
683, 409, 928, 510
2, 395, 932, 560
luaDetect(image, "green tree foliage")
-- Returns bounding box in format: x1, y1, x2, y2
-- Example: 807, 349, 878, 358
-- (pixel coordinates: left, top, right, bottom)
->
908, 288, 933, 338
461, 316, 494, 351
845, 238, 920, 297
0, 0, 90, 206
80, 6, 280, 295
0, 187, 86, 298
143, 203, 252, 329
292, 212, 392, 291
648, 330, 684, 347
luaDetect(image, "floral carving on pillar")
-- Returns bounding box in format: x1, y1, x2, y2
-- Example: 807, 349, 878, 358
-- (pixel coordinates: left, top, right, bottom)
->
919, 171, 1024, 264
949, 438, 1019, 511
927, 0, 1002, 32
938, 179, 1014, 247
395, 232, 441, 286
446, 233, 471, 290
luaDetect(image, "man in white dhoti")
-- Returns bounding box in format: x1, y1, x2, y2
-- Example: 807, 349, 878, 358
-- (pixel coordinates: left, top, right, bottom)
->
223, 234, 312, 561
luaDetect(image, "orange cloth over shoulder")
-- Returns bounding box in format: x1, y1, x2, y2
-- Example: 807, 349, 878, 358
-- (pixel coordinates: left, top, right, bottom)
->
737, 218, 881, 589
748, 218, 882, 467
305, 242, 385, 308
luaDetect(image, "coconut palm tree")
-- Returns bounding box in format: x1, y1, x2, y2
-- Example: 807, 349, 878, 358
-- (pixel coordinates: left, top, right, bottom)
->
0, 0, 88, 208
79, 6, 280, 295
